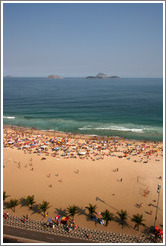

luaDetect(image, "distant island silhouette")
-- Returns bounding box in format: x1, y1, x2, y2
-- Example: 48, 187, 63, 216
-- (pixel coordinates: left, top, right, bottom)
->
47, 75, 63, 79
85, 73, 120, 79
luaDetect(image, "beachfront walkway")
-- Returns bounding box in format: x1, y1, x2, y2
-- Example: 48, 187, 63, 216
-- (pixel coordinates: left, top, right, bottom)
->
3, 215, 157, 243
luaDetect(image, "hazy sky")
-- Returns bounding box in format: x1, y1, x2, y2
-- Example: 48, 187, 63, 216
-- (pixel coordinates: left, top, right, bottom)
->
3, 2, 163, 77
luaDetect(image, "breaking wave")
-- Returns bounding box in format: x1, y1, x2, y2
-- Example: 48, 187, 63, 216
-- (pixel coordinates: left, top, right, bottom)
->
78, 125, 160, 133
3, 116, 16, 119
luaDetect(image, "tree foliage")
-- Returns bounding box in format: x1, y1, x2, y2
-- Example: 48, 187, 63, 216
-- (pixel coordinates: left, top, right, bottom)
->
39, 201, 50, 217
9, 199, 19, 212
131, 213, 145, 231
117, 209, 128, 228
86, 203, 97, 218
101, 209, 113, 226
25, 195, 35, 208
67, 205, 78, 219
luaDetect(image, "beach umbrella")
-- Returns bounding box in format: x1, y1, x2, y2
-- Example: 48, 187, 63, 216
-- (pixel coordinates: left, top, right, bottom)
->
99, 220, 104, 225
155, 225, 159, 231
79, 152, 86, 155
98, 212, 102, 217
23, 145, 30, 148
61, 216, 69, 221
158, 229, 163, 235
53, 147, 59, 151
8, 141, 14, 144
41, 145, 47, 149
55, 215, 61, 220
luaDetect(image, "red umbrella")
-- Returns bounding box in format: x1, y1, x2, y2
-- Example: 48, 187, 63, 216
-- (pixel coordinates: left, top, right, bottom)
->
55, 215, 60, 220
158, 229, 163, 235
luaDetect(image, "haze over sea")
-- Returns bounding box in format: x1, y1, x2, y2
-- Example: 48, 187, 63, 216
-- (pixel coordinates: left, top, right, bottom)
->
3, 77, 163, 141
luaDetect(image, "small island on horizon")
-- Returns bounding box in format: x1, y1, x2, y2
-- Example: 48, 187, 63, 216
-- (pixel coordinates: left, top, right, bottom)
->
85, 73, 120, 79
47, 75, 63, 79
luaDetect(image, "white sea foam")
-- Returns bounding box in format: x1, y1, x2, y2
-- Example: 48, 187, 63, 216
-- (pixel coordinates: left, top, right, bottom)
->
78, 126, 149, 133
3, 116, 16, 119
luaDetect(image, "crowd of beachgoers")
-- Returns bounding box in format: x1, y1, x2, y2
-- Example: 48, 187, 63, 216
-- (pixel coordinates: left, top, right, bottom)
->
3, 126, 163, 165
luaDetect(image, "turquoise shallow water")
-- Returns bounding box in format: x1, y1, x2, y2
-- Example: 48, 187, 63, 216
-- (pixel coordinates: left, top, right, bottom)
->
3, 77, 163, 141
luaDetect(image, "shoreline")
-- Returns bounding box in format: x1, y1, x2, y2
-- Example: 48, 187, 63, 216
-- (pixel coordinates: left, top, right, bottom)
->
3, 124, 163, 143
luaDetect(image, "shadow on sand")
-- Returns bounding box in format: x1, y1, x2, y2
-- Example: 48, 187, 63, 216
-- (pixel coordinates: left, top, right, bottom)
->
54, 207, 68, 217
113, 215, 130, 229
19, 198, 27, 208
30, 204, 40, 215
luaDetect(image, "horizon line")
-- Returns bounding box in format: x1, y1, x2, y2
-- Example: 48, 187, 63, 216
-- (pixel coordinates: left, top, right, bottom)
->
3, 76, 163, 79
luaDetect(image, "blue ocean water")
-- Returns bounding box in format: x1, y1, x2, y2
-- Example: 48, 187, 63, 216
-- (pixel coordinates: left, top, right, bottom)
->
3, 77, 163, 141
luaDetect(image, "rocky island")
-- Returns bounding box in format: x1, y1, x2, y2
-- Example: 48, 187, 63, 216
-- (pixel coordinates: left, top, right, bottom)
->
85, 73, 120, 79
47, 75, 63, 79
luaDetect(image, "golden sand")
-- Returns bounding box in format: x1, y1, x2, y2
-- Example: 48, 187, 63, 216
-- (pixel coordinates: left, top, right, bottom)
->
3, 126, 163, 236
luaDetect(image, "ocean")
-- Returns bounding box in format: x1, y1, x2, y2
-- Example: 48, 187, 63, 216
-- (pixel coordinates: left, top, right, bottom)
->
3, 77, 163, 141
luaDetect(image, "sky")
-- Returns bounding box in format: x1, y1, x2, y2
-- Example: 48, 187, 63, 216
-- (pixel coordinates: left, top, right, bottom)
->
3, 2, 163, 77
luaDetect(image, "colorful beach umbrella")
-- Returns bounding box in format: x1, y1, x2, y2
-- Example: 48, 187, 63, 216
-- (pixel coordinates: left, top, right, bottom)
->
55, 215, 60, 220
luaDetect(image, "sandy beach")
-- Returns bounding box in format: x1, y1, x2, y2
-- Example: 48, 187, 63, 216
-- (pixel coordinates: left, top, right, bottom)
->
3, 125, 163, 237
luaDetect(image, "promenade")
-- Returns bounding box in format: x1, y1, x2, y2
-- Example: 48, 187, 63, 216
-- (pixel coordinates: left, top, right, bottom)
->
3, 215, 157, 243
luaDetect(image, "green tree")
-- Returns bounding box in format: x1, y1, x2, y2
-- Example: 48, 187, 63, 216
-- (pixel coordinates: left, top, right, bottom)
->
131, 213, 145, 231
101, 209, 113, 226
9, 199, 19, 212
25, 195, 35, 209
67, 205, 78, 220
86, 203, 97, 218
39, 201, 50, 217
117, 209, 128, 229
